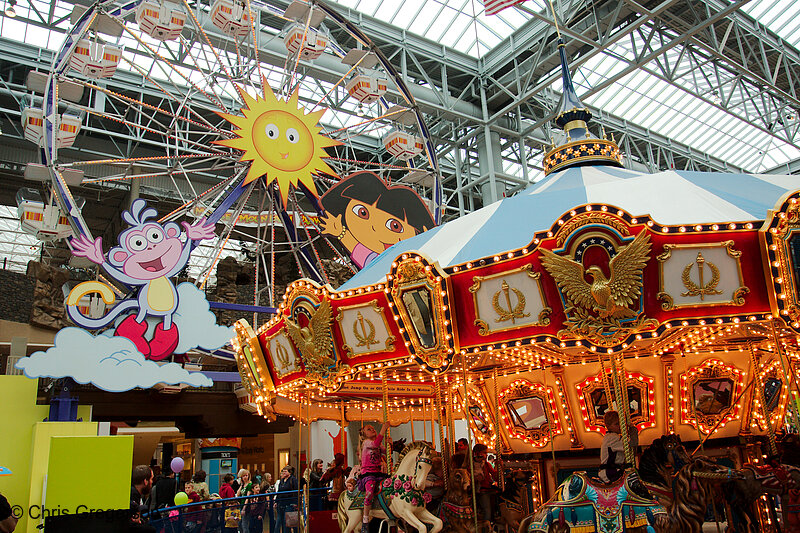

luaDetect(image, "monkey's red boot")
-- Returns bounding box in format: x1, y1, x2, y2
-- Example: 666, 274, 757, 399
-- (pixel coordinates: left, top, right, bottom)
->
148, 323, 179, 361
115, 315, 150, 357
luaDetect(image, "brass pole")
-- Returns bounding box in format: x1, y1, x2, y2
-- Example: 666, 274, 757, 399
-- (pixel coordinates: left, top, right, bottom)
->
608, 351, 633, 466
492, 367, 505, 491
748, 341, 778, 456
771, 320, 800, 430
461, 357, 480, 533
435, 374, 449, 490
381, 369, 392, 472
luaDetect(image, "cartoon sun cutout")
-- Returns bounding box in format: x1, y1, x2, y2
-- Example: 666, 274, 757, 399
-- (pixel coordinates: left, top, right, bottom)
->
213, 82, 341, 206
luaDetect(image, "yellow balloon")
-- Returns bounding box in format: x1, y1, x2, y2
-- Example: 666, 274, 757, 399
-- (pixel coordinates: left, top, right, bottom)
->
174, 492, 189, 506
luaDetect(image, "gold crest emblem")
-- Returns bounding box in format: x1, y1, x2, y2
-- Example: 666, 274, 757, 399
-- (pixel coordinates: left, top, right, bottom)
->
285, 299, 335, 376
492, 280, 530, 324
681, 252, 723, 300
540, 231, 656, 347
353, 312, 378, 348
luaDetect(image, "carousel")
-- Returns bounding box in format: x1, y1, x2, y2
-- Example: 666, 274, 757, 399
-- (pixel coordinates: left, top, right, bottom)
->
232, 34, 800, 533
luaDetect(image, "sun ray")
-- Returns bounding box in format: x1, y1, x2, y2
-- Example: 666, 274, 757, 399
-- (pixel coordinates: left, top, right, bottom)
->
213, 84, 341, 206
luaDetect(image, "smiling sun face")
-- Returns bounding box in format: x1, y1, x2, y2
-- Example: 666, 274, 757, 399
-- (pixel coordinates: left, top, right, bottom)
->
214, 84, 340, 205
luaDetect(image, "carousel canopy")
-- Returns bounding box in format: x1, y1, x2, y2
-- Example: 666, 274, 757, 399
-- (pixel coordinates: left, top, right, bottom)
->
340, 165, 800, 290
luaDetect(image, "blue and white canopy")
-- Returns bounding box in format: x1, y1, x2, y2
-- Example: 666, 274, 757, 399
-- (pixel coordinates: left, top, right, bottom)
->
340, 165, 800, 290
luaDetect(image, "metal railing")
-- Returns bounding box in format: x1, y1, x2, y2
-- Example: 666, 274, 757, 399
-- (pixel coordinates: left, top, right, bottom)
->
143, 487, 333, 533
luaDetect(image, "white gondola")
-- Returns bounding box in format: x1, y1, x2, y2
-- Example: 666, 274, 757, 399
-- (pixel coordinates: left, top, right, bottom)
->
383, 130, 424, 160
22, 108, 81, 149
346, 73, 387, 104
210, 0, 252, 38
284, 23, 328, 60
16, 189, 83, 241
135, 0, 186, 41
68, 39, 122, 78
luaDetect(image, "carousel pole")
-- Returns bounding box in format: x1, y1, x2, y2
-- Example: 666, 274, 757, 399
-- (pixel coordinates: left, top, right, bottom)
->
685, 349, 708, 452
771, 319, 800, 431
380, 369, 392, 472
423, 399, 427, 442
748, 340, 778, 457
340, 401, 346, 461
446, 376, 457, 457
598, 353, 615, 411
492, 366, 505, 491
296, 390, 304, 533
607, 351, 634, 466
435, 374, 449, 490
461, 357, 480, 533
304, 391, 311, 533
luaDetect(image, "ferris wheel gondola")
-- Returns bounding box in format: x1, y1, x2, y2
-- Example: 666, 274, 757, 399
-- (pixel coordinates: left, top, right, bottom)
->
33, 0, 441, 309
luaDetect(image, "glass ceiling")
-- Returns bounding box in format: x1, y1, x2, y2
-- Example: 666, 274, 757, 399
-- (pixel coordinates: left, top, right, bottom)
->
2, 0, 800, 275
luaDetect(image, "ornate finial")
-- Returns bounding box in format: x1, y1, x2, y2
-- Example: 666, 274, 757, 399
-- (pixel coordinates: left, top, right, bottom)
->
542, 30, 623, 175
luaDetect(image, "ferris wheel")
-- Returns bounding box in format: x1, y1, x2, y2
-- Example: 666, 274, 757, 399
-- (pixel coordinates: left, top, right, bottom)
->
28, 0, 440, 309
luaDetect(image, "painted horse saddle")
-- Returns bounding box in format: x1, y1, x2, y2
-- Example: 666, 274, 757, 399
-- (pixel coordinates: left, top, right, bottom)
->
526, 470, 666, 533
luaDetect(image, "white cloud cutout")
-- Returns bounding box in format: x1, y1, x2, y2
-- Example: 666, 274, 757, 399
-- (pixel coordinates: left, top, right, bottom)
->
16, 328, 213, 392
172, 283, 235, 354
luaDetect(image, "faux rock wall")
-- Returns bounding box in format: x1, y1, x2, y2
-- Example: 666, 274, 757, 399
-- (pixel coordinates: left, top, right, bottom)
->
27, 261, 72, 330
0, 269, 34, 323
209, 256, 353, 327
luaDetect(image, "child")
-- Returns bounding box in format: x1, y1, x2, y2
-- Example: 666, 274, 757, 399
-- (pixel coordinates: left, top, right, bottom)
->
320, 171, 435, 268
244, 482, 266, 533
185, 481, 201, 504
357, 423, 389, 533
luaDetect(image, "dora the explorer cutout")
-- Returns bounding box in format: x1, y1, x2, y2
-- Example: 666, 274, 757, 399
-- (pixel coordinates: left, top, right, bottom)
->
320, 172, 435, 269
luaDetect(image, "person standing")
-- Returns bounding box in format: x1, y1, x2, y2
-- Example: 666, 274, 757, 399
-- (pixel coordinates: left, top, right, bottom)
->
130, 465, 156, 533
599, 410, 639, 483
236, 469, 252, 533
273, 466, 298, 533
472, 444, 496, 522
220, 474, 240, 533
243, 482, 266, 533
192, 471, 210, 501
308, 459, 325, 511
320, 453, 348, 510
262, 473, 276, 533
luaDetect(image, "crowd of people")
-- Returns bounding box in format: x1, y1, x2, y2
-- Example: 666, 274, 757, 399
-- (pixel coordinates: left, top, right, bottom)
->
128, 455, 358, 533
125, 423, 535, 533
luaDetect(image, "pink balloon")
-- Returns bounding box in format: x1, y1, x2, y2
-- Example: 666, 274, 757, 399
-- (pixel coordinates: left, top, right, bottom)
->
170, 457, 184, 473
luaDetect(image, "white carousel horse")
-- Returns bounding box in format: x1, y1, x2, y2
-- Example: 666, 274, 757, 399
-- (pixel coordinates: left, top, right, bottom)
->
338, 441, 443, 533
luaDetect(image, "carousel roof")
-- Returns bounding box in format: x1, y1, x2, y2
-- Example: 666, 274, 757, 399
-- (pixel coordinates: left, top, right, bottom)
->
340, 165, 800, 290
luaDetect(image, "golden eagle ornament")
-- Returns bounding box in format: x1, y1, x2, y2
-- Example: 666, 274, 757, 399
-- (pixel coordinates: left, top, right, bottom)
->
540, 231, 651, 320
285, 300, 335, 373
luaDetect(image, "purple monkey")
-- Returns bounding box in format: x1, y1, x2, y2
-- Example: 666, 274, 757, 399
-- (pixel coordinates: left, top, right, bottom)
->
69, 199, 215, 360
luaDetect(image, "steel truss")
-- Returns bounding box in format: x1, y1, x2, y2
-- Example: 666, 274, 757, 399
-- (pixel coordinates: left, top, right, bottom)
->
0, 0, 795, 237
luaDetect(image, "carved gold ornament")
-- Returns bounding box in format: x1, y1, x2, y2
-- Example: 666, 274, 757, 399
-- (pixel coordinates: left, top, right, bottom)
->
492, 280, 530, 324
389, 255, 453, 372
353, 312, 377, 348
470, 264, 551, 336
285, 299, 335, 376
336, 300, 395, 358
540, 231, 656, 347
657, 241, 748, 310
681, 252, 723, 300
275, 341, 291, 372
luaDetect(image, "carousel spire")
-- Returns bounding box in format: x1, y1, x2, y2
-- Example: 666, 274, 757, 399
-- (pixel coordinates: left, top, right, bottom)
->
542, 36, 623, 175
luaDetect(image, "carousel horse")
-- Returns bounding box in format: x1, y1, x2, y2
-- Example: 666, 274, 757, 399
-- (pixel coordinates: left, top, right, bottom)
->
724, 434, 800, 533
338, 441, 443, 533
439, 468, 490, 533
518, 445, 739, 533
638, 434, 691, 509
496, 470, 531, 532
